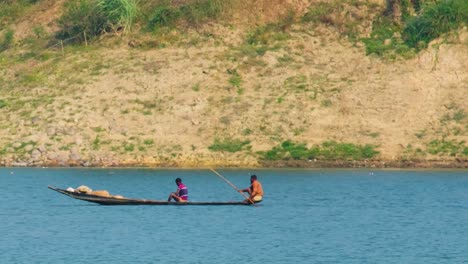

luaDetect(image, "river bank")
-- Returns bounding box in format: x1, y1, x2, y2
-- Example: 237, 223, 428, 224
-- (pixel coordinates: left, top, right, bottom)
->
2, 158, 467, 169
1, 1, 466, 169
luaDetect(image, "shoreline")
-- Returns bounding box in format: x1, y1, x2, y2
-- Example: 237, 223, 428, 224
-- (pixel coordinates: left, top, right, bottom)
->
2, 159, 467, 169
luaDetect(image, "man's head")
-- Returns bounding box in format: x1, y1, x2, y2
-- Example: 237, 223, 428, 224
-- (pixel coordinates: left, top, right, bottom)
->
175, 178, 182, 184
250, 175, 257, 183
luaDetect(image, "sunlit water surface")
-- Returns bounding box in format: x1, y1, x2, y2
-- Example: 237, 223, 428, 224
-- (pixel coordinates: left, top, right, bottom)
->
1, 168, 467, 263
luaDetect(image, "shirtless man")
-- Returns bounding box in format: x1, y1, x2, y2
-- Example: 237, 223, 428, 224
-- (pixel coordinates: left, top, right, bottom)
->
239, 175, 263, 204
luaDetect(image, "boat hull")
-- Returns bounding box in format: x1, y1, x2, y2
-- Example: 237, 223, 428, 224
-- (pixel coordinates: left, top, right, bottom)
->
48, 186, 250, 206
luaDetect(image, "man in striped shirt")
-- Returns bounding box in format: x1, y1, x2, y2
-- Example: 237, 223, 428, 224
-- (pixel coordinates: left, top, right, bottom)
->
168, 178, 188, 202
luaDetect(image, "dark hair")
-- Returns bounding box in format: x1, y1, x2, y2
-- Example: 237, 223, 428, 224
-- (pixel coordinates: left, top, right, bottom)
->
175, 178, 182, 184
250, 175, 257, 180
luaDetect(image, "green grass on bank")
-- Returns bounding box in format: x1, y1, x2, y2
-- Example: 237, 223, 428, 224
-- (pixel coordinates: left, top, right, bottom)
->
208, 138, 251, 153
56, 0, 138, 43
403, 0, 468, 48
258, 140, 379, 161
361, 18, 415, 59
54, 0, 228, 44
207, 138, 381, 160
426, 139, 467, 156
0, 0, 38, 27
363, 0, 468, 57
0, 29, 14, 52
146, 0, 226, 30
2, 0, 466, 57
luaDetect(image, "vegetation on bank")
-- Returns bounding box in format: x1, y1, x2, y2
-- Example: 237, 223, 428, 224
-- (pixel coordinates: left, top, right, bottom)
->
0, 0, 38, 27
1, 0, 466, 57
208, 138, 251, 153
146, 0, 226, 30
363, 0, 468, 58
57, 0, 138, 43
403, 0, 468, 47
2, 135, 466, 164
0, 29, 14, 52
54, 0, 228, 44
426, 139, 468, 156
258, 140, 379, 161
0, 0, 467, 167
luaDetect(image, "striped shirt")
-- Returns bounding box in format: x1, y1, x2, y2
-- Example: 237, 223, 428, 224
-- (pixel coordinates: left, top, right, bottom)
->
177, 183, 188, 201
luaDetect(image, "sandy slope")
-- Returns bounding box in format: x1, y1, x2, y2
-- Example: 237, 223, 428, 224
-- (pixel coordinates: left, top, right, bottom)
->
0, 0, 466, 167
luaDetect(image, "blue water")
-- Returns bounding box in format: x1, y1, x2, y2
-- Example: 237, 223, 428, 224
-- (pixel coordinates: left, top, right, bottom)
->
1, 168, 468, 263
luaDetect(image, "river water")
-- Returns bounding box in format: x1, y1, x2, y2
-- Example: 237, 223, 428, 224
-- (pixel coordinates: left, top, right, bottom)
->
1, 168, 467, 263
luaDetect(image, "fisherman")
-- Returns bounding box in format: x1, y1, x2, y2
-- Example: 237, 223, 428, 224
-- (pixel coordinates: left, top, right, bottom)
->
239, 175, 263, 204
168, 178, 188, 202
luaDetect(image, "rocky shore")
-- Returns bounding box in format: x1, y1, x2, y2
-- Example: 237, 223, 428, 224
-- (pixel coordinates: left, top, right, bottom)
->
1, 153, 466, 169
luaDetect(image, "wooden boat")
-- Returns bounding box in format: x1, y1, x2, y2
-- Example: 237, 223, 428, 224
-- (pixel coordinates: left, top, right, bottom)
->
48, 186, 251, 206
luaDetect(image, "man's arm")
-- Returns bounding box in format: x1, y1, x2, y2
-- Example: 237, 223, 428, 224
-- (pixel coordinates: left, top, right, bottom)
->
239, 186, 250, 193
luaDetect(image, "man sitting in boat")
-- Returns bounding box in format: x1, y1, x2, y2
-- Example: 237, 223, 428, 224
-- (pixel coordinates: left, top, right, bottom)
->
239, 175, 263, 204
168, 178, 188, 202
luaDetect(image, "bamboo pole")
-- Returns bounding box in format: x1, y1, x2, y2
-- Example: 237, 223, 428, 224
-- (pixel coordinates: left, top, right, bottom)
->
209, 168, 255, 205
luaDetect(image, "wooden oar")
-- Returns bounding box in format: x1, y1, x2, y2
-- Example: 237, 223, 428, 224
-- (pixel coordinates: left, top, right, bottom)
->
209, 168, 256, 205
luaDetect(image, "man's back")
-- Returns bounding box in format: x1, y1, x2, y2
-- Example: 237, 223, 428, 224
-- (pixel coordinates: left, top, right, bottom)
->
252, 180, 263, 196
178, 183, 188, 201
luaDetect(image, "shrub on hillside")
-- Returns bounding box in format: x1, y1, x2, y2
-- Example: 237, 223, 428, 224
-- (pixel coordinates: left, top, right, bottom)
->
56, 0, 137, 43
0, 0, 39, 26
258, 140, 379, 161
361, 17, 414, 58
363, 0, 467, 56
56, 0, 106, 42
97, 0, 137, 32
426, 139, 466, 156
403, 0, 468, 48
0, 29, 14, 52
147, 0, 226, 31
148, 3, 180, 28
208, 138, 251, 153
179, 0, 225, 24
0, 99, 7, 109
